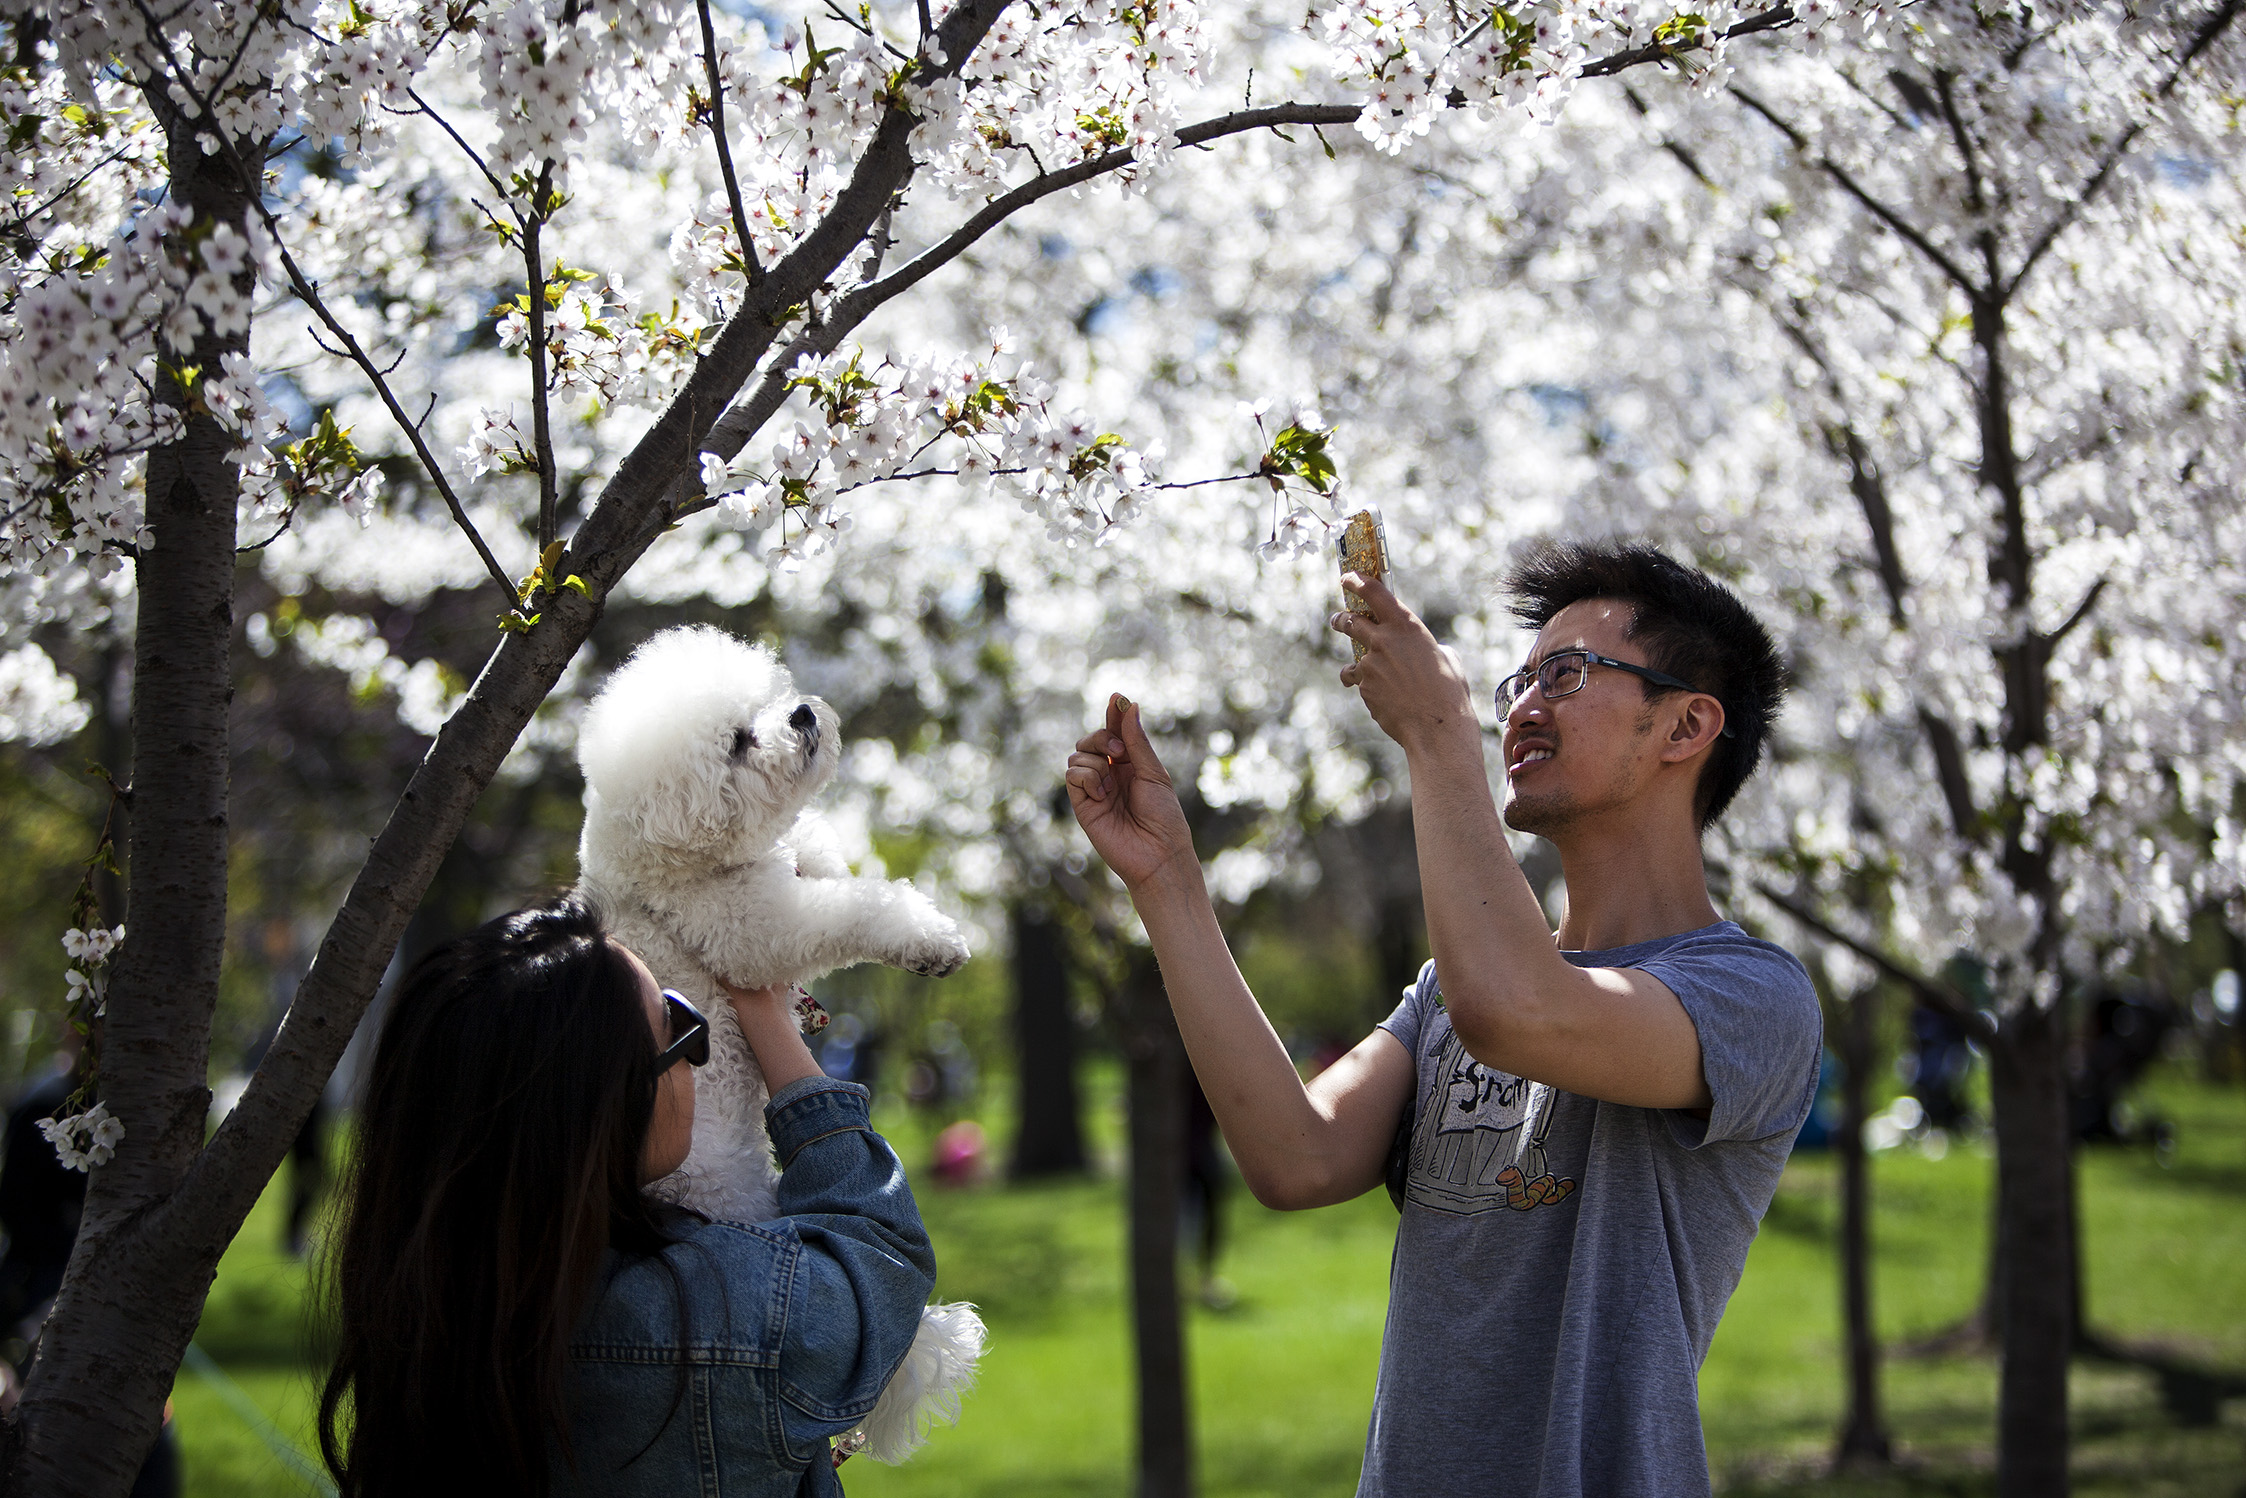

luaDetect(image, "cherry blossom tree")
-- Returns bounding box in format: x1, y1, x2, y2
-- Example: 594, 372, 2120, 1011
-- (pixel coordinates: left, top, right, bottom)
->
0, 0, 1896, 1489
899, 7, 2246, 1491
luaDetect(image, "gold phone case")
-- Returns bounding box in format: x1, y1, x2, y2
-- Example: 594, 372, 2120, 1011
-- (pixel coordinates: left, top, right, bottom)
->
1337, 509, 1389, 662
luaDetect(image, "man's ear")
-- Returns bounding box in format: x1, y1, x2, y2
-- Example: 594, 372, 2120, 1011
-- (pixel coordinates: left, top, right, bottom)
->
1659, 694, 1728, 763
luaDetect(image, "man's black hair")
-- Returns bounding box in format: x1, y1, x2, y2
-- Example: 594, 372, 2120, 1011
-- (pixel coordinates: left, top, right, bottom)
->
1506, 539, 1787, 830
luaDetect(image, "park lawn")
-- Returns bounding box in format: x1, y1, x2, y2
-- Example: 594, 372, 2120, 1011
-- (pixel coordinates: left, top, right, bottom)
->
169, 1070, 2246, 1497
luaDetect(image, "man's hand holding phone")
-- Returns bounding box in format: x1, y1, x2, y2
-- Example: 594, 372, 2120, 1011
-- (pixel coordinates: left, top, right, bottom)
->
1334, 569, 1481, 764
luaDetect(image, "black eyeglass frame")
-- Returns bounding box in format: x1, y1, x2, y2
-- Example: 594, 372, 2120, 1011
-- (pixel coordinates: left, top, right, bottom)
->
655, 989, 711, 1075
1495, 649, 1736, 739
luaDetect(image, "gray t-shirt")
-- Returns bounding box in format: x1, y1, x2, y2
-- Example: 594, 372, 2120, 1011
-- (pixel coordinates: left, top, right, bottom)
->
1362, 921, 1820, 1498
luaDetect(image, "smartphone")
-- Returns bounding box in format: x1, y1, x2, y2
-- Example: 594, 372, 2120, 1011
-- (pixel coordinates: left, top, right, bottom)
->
1337, 507, 1390, 662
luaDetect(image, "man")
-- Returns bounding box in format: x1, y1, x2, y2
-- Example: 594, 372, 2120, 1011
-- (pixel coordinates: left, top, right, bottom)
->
1065, 540, 1820, 1497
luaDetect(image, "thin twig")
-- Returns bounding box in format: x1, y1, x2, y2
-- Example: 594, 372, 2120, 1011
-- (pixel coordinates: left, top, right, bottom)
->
697, 0, 765, 288
1730, 84, 1983, 296
2046, 574, 2108, 648
522, 175, 560, 550
8, 144, 140, 230
402, 87, 509, 198
1581, 3, 1796, 78
1752, 881, 1994, 1040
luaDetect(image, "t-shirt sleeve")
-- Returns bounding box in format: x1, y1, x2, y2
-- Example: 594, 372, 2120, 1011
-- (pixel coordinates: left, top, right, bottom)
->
1637, 934, 1822, 1147
1376, 960, 1439, 1060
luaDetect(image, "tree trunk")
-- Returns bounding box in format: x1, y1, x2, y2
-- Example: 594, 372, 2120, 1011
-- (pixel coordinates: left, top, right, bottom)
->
1011, 900, 1087, 1177
1989, 1002, 2074, 1498
1118, 953, 1193, 1498
2, 121, 262, 1498
1833, 984, 1891, 1467
92, 645, 133, 926
0, 4, 1013, 1485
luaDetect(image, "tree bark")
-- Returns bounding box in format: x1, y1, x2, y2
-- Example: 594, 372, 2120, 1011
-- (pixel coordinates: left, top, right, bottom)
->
2, 5, 1021, 1489
1118, 952, 1193, 1498
1988, 1002, 2074, 1498
1832, 984, 1891, 1467
1010, 900, 1087, 1178
2, 119, 261, 1497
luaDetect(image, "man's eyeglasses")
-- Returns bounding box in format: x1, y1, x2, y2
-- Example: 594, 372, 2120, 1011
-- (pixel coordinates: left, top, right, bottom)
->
1494, 649, 1735, 738
656, 989, 711, 1074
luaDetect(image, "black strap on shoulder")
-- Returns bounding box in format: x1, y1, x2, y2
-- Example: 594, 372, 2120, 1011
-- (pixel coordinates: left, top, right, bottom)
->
1383, 1081, 1415, 1212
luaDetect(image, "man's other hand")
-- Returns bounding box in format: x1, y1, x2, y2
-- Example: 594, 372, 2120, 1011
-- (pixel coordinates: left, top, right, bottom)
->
1066, 694, 1197, 892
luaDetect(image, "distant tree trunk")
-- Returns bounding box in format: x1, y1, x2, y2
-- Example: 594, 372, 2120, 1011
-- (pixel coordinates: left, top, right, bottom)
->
1988, 1001, 2074, 1498
1011, 899, 1086, 1177
2231, 927, 2246, 1085
1117, 951, 1192, 1498
1832, 983, 1891, 1467
1372, 890, 1425, 1022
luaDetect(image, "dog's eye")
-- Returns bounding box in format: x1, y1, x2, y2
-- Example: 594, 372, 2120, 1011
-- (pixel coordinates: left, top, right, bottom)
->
728, 727, 756, 758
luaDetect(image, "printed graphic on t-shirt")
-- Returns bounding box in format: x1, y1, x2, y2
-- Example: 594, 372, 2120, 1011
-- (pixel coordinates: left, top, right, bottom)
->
1407, 1015, 1578, 1216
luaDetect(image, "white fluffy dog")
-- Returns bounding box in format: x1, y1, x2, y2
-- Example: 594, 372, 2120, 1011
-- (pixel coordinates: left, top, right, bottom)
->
576, 624, 982, 1462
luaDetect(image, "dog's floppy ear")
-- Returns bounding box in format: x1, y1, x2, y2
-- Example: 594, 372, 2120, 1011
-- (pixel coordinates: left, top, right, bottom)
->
580, 627, 777, 850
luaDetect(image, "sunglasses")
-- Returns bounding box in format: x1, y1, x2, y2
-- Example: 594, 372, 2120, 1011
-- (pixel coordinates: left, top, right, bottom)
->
655, 989, 711, 1075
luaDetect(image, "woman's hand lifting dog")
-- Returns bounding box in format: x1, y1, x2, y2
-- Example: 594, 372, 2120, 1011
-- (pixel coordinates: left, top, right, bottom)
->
1067, 694, 1199, 896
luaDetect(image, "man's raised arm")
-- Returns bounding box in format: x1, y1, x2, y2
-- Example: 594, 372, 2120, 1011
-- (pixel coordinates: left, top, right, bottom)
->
1065, 695, 1413, 1210
1331, 573, 1715, 1112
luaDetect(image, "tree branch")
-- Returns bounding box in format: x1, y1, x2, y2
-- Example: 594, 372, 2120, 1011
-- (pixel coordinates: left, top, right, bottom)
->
697, 0, 765, 287
662, 101, 1367, 516
1770, 313, 1913, 624
1580, 3, 1797, 78
402, 86, 508, 199
523, 176, 561, 550
1930, 70, 1988, 218
1623, 85, 1713, 187
2045, 574, 2108, 648
116, 9, 519, 601
2003, 0, 2241, 300
1752, 881, 1994, 1041
1914, 708, 1981, 846
1730, 83, 1985, 296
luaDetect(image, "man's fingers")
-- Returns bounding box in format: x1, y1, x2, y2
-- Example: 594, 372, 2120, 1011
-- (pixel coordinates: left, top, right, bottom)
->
1066, 752, 1115, 801
1340, 570, 1405, 621
1116, 699, 1169, 783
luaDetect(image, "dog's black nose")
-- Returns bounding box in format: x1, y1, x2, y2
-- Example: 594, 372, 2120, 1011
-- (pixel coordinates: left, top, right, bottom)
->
790, 704, 818, 741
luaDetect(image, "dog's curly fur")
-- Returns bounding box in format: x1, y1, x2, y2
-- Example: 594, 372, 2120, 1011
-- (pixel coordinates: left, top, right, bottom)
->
576, 624, 981, 1461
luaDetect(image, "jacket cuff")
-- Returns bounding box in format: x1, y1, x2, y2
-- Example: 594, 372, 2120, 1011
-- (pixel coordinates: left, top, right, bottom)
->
765, 1076, 873, 1166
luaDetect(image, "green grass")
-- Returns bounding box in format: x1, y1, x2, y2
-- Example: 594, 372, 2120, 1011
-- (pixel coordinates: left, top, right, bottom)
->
168, 1070, 2246, 1496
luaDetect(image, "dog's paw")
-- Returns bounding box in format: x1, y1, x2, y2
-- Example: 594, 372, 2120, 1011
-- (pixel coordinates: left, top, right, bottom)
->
898, 927, 972, 978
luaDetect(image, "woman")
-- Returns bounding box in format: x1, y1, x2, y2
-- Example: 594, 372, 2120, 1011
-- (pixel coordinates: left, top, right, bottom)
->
319, 893, 933, 1496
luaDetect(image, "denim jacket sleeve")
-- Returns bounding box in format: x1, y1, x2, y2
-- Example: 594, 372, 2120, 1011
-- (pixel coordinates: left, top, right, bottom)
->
560, 1077, 934, 1496
763, 1076, 937, 1462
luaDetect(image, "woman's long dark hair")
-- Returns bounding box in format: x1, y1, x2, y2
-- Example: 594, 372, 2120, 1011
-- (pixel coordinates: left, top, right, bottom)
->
319, 893, 684, 1495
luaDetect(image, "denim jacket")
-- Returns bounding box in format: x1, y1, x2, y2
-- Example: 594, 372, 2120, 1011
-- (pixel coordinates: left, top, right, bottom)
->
554, 1076, 936, 1496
